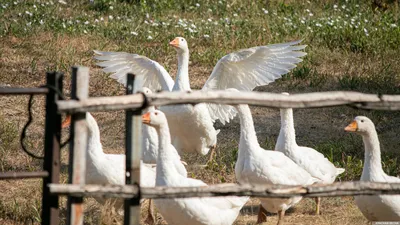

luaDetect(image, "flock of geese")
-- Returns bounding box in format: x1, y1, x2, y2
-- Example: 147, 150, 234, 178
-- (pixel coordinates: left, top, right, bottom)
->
61, 37, 400, 224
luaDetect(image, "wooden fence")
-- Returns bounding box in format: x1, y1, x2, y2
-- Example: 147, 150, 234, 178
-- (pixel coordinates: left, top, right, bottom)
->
2, 66, 400, 225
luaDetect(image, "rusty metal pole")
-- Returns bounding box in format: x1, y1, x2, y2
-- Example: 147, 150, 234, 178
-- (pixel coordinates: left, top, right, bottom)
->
41, 72, 63, 225
124, 73, 142, 225
66, 67, 89, 225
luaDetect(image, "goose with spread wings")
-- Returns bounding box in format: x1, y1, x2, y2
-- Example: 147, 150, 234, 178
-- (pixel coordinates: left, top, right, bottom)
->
94, 37, 307, 159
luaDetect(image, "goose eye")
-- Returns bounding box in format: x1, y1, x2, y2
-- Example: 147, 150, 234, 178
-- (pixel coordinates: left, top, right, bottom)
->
361, 120, 364, 123
154, 112, 158, 116
181, 38, 184, 41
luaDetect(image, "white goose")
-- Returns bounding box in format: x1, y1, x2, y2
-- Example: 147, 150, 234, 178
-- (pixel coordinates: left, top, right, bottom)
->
62, 113, 156, 211
275, 92, 345, 215
142, 110, 249, 225
345, 116, 400, 221
233, 102, 318, 225
94, 37, 307, 160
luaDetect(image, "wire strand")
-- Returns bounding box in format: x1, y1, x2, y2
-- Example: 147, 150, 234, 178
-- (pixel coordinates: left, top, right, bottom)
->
20, 85, 70, 160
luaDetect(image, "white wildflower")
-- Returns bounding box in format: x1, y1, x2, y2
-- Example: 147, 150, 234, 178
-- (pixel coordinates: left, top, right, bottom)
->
333, 4, 337, 9
208, 8, 212, 12
131, 31, 138, 36
203, 34, 209, 38
309, 13, 313, 17
195, 3, 200, 7
390, 24, 397, 28
100, 17, 104, 21
84, 21, 89, 25
62, 23, 66, 28
233, 13, 238, 17
39, 19, 44, 25
109, 6, 113, 10
147, 35, 153, 40
109, 15, 113, 20
95, 19, 99, 23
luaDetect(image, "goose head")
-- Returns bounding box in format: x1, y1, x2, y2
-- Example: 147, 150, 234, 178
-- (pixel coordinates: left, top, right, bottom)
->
61, 113, 98, 136
142, 110, 168, 128
344, 116, 375, 135
169, 37, 189, 53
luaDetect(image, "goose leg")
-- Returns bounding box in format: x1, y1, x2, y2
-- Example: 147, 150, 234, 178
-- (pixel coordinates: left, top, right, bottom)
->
256, 204, 268, 224
315, 197, 321, 215
206, 144, 217, 164
277, 210, 285, 225
144, 199, 155, 225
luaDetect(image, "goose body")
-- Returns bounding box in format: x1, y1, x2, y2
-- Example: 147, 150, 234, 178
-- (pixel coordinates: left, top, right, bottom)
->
275, 94, 345, 214
95, 37, 307, 156
275, 99, 345, 183
345, 116, 400, 221
233, 103, 317, 224
142, 110, 248, 225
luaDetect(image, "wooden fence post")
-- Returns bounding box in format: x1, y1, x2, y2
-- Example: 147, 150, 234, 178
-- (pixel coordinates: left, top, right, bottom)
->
124, 73, 142, 225
41, 72, 63, 225
66, 67, 89, 225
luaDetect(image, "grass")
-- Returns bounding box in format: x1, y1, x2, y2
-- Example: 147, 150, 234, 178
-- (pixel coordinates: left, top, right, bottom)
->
1, 0, 400, 224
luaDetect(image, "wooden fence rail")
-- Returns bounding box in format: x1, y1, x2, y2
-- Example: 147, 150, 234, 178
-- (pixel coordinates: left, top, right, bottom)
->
4, 68, 400, 225
56, 91, 400, 113
49, 181, 400, 199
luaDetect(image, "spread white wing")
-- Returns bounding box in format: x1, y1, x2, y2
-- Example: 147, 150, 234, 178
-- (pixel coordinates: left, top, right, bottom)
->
202, 40, 307, 124
94, 50, 174, 91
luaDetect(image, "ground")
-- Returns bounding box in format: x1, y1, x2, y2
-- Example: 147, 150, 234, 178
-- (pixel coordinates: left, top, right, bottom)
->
0, 0, 400, 224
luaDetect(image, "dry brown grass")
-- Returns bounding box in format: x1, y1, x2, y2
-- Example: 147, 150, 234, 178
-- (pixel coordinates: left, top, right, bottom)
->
1, 24, 399, 224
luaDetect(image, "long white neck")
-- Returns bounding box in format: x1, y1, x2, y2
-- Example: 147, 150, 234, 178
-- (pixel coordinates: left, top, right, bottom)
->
172, 50, 191, 91
86, 113, 105, 160
236, 105, 260, 157
276, 108, 298, 153
155, 122, 179, 185
361, 129, 384, 179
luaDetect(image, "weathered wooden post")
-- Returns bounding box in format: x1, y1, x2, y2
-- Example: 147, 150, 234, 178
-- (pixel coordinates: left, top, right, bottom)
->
66, 67, 89, 225
42, 72, 63, 225
124, 73, 142, 225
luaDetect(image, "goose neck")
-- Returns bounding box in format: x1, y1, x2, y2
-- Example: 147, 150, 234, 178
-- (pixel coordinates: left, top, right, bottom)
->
155, 123, 178, 180
173, 51, 191, 91
361, 129, 384, 178
236, 105, 260, 153
276, 108, 297, 152
86, 113, 105, 160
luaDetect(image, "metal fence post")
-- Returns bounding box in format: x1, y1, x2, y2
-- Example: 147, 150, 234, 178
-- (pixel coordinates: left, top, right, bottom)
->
124, 73, 142, 225
42, 72, 63, 225
66, 67, 89, 225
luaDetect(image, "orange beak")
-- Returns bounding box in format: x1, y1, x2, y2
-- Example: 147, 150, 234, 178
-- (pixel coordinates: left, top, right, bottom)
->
345, 120, 358, 132
142, 112, 151, 124
169, 38, 179, 48
62, 115, 71, 129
